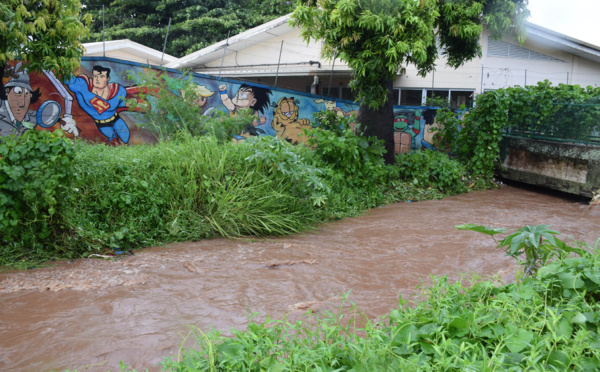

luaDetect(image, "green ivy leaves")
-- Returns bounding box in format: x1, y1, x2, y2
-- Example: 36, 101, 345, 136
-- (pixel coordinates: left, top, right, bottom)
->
0, 129, 75, 247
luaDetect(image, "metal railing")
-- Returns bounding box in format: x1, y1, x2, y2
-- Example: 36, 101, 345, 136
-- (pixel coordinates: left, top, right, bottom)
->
505, 103, 600, 146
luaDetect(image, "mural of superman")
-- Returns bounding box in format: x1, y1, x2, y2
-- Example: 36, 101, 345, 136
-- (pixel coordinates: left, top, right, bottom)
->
66, 65, 145, 144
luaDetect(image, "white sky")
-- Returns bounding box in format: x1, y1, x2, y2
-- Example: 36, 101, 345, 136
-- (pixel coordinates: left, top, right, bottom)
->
527, 0, 600, 47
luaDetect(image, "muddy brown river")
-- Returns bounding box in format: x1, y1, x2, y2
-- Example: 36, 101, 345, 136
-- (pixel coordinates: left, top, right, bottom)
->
1, 186, 600, 372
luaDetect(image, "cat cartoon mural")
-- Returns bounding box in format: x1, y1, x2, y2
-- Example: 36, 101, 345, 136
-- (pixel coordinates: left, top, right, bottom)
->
271, 97, 312, 144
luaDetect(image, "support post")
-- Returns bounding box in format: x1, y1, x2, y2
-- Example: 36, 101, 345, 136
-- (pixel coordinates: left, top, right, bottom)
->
274, 41, 284, 87
219, 31, 231, 79
160, 18, 172, 67
480, 65, 484, 94
102, 5, 105, 57
327, 54, 336, 97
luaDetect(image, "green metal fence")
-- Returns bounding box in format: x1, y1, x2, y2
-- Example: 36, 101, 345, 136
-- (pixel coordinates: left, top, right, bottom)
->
504, 103, 600, 146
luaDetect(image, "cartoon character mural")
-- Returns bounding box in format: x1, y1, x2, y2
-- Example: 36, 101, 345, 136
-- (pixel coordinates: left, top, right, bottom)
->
184, 84, 216, 116
3, 58, 447, 153
393, 108, 438, 153
1, 62, 78, 137
219, 83, 276, 139
314, 98, 359, 119
271, 97, 312, 144
394, 109, 420, 153
422, 120, 442, 150
65, 65, 151, 145
219, 83, 272, 126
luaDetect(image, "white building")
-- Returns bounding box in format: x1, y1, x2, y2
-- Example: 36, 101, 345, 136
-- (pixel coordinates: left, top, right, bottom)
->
165, 14, 600, 108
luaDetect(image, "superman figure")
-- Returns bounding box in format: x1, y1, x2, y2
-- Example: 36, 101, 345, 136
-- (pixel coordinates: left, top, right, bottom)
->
66, 65, 146, 144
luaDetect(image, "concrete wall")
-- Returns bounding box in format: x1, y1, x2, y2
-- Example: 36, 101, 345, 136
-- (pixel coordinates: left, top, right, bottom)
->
498, 136, 600, 197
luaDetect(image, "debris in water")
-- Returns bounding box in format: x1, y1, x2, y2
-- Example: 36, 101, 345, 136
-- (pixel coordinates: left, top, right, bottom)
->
289, 301, 317, 311
88, 254, 115, 260
266, 259, 316, 268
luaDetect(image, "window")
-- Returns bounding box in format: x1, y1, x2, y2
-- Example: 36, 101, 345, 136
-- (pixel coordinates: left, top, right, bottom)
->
399, 89, 423, 106
397, 88, 474, 108
392, 89, 400, 105
450, 91, 473, 109
322, 86, 338, 98
426, 90, 450, 103
321, 86, 355, 100
341, 87, 355, 101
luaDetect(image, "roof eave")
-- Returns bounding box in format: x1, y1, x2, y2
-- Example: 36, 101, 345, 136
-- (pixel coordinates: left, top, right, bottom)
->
166, 14, 292, 70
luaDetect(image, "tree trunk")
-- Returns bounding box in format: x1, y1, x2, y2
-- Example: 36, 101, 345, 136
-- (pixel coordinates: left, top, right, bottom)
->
358, 79, 395, 164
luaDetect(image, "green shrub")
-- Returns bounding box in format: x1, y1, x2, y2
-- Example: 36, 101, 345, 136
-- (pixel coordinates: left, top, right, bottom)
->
0, 129, 74, 249
395, 150, 467, 195
304, 110, 387, 184
429, 107, 464, 154
244, 136, 330, 207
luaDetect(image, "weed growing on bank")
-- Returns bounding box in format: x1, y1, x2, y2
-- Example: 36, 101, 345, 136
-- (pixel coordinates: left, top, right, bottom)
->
159, 231, 600, 371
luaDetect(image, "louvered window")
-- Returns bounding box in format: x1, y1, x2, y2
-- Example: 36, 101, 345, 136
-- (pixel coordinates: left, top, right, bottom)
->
487, 37, 562, 61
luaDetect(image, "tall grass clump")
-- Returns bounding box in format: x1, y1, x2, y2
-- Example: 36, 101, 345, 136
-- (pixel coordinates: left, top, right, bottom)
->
57, 134, 324, 258
161, 230, 600, 371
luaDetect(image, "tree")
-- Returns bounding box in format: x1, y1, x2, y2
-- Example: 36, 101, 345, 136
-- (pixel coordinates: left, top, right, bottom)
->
290, 0, 529, 164
1, 0, 91, 79
81, 0, 296, 58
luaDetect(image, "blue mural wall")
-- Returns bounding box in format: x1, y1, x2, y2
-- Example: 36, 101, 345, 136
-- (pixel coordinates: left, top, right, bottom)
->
1, 58, 439, 153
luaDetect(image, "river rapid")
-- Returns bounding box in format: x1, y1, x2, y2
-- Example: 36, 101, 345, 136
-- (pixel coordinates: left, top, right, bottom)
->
1, 185, 599, 372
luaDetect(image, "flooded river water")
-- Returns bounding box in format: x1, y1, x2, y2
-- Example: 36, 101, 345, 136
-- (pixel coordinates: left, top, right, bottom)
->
1, 185, 600, 372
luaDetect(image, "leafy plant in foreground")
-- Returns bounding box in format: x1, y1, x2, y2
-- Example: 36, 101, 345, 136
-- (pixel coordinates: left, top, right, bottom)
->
456, 223, 589, 276
0, 129, 74, 250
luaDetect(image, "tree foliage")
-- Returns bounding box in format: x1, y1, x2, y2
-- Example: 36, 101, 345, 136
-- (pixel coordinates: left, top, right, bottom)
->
290, 0, 529, 110
1, 0, 91, 79
81, 0, 296, 58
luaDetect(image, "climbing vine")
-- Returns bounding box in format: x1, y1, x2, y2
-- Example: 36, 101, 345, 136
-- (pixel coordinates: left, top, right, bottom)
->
438, 81, 600, 187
